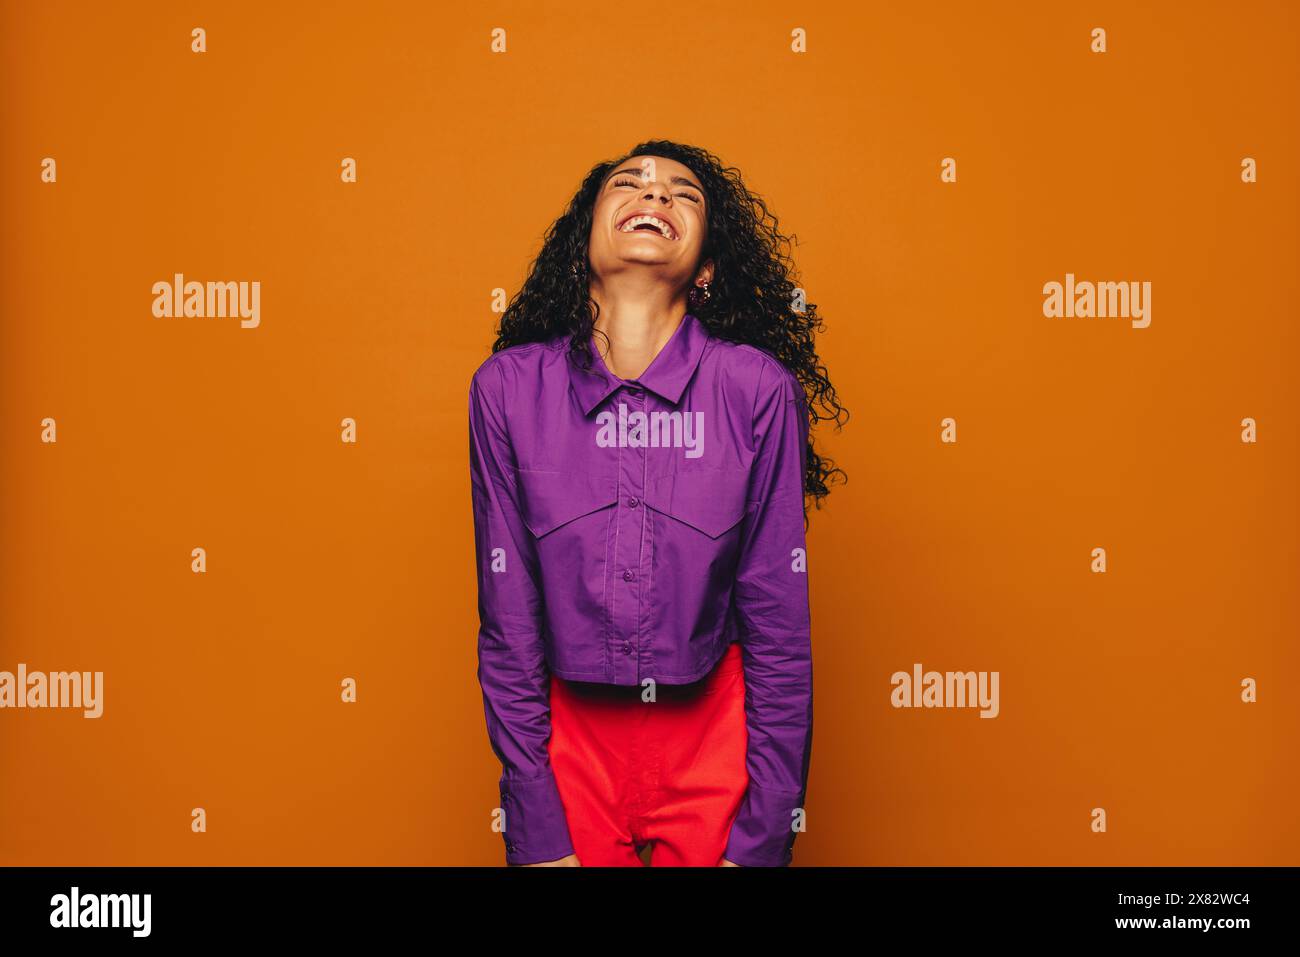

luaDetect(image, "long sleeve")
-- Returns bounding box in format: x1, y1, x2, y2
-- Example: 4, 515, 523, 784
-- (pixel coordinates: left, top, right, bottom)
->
468, 361, 575, 865
723, 360, 814, 867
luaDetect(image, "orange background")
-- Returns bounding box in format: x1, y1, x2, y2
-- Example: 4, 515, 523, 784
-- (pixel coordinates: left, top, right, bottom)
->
2, 0, 1296, 865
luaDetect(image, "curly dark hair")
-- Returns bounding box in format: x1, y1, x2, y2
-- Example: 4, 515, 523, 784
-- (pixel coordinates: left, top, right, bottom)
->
491, 138, 848, 512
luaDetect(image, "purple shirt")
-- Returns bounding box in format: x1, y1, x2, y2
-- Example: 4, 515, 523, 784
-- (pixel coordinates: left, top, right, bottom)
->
468, 312, 812, 866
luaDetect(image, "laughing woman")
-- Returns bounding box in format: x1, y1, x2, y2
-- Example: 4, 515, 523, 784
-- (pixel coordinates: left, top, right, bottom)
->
468, 140, 847, 867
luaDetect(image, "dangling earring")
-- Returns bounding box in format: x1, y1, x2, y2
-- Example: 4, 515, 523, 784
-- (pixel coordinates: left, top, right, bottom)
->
688, 280, 712, 308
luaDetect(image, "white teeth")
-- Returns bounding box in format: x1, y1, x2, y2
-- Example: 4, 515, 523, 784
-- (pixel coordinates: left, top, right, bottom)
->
619, 214, 676, 240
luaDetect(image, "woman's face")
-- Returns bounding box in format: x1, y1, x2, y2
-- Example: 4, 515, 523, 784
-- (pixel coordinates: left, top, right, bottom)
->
587, 154, 711, 293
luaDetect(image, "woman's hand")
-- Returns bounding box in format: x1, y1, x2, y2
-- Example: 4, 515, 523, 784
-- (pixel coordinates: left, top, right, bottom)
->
718, 858, 740, 867
519, 854, 581, 866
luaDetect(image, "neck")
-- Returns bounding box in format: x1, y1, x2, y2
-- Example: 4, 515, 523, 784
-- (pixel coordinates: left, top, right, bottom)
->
589, 280, 689, 380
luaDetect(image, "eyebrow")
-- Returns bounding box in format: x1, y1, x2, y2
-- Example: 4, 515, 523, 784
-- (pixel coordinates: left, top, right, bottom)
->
605, 166, 705, 195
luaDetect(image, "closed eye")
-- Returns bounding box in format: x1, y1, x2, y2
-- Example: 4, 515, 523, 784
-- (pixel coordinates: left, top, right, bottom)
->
610, 176, 703, 204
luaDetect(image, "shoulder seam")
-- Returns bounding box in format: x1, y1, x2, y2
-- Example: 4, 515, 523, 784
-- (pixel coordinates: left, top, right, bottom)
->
472, 338, 559, 383
731, 343, 798, 399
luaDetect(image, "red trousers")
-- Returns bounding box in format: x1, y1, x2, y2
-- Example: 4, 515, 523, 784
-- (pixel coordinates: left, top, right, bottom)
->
547, 640, 749, 866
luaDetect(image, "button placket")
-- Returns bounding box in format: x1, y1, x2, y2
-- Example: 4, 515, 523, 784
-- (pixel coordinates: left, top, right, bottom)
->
609, 383, 647, 682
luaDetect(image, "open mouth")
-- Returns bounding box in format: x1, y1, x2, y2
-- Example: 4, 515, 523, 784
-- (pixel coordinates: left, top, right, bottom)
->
618, 214, 678, 241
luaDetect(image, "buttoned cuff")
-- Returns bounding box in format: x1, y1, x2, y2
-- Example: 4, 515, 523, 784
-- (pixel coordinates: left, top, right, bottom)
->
499, 771, 575, 865
723, 782, 804, 867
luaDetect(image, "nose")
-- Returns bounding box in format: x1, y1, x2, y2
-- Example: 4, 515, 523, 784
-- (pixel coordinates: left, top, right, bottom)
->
639, 179, 672, 204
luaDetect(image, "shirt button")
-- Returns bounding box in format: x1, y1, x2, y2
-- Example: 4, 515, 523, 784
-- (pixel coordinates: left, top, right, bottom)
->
622, 569, 635, 582
627, 497, 640, 508
622, 641, 633, 655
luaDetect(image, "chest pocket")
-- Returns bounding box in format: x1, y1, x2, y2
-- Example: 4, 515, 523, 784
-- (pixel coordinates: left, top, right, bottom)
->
642, 468, 751, 539
516, 469, 619, 538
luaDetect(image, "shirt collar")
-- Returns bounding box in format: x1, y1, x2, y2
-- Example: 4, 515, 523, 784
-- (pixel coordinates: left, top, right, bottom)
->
566, 312, 710, 416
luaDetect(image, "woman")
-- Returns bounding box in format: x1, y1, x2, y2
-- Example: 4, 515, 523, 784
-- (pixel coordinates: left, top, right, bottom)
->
468, 140, 846, 867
